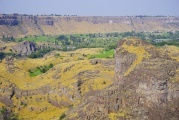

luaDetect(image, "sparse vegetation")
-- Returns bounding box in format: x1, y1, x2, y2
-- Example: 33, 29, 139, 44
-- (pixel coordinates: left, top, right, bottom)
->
59, 113, 66, 120
54, 53, 60, 57
0, 107, 19, 120
0, 107, 7, 114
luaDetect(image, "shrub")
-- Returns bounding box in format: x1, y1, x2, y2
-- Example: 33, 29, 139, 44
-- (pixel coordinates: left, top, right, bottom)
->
18, 38, 23, 42
41, 68, 46, 73
70, 53, 74, 57
54, 53, 60, 57
0, 107, 7, 114
78, 57, 84, 60
59, 113, 66, 120
20, 102, 24, 105
28, 69, 32, 73
0, 52, 5, 60
36, 67, 40, 70
49, 63, 54, 68
24, 103, 27, 107
89, 56, 96, 59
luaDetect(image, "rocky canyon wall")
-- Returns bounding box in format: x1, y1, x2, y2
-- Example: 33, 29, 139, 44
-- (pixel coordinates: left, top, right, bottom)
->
0, 14, 179, 37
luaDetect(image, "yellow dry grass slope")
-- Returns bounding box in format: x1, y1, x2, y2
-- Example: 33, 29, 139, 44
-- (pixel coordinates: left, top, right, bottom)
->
121, 39, 150, 76
162, 45, 179, 61
0, 48, 114, 119
12, 94, 68, 120
0, 41, 17, 53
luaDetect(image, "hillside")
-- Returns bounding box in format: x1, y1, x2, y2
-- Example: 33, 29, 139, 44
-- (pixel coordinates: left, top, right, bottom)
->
0, 38, 179, 119
0, 48, 114, 119
0, 14, 179, 38
65, 38, 179, 120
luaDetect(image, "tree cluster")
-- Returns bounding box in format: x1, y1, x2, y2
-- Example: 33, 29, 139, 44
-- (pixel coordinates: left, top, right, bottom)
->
28, 48, 55, 58
2, 35, 15, 42
0, 52, 5, 60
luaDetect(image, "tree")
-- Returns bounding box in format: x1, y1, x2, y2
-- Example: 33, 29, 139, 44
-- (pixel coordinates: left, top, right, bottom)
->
10, 36, 14, 41
49, 63, 54, 68
2, 35, 5, 40
65, 37, 70, 45
0, 52, 5, 60
57, 35, 66, 40
61, 46, 67, 51
59, 113, 66, 120
41, 68, 46, 73
28, 69, 32, 73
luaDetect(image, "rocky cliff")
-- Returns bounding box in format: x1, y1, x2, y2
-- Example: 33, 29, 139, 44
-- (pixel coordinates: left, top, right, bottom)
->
65, 38, 179, 120
0, 14, 179, 37
12, 41, 36, 55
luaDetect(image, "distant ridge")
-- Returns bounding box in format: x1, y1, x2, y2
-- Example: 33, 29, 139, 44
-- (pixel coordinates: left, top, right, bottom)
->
0, 14, 179, 38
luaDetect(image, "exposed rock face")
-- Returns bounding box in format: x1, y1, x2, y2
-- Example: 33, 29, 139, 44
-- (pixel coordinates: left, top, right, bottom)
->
13, 41, 36, 55
0, 14, 179, 37
0, 14, 19, 26
0, 46, 7, 51
90, 59, 115, 66
66, 38, 179, 120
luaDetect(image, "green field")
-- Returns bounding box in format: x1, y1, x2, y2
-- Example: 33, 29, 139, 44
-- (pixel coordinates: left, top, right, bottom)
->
18, 34, 89, 43
18, 36, 56, 42
29, 69, 42, 77
89, 49, 114, 59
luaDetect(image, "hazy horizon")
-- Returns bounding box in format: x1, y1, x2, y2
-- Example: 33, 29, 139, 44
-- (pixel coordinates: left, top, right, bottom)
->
0, 0, 179, 16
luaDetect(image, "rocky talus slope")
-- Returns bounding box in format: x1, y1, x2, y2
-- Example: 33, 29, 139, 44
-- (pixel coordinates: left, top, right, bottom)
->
66, 38, 179, 120
0, 14, 179, 37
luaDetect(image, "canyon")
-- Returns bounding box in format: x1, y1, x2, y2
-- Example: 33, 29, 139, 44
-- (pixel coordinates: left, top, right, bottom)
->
0, 38, 179, 119
0, 14, 179, 120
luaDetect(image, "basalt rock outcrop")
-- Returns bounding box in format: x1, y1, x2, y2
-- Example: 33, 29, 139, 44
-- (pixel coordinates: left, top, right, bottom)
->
90, 59, 115, 66
0, 14, 179, 37
0, 14, 19, 26
12, 41, 36, 55
66, 38, 179, 120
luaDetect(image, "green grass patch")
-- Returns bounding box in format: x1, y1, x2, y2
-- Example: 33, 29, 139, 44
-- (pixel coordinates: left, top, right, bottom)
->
29, 63, 54, 77
17, 36, 56, 42
89, 49, 114, 59
29, 69, 42, 77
